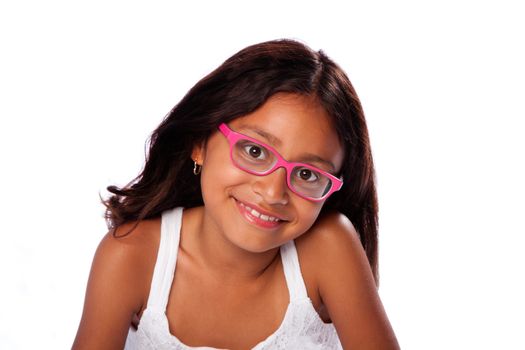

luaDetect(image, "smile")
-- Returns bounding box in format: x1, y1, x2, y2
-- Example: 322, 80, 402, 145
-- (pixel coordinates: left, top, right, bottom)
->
235, 200, 285, 229
240, 202, 280, 222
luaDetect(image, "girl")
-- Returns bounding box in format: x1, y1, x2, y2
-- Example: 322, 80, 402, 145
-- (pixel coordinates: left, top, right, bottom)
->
73, 39, 399, 349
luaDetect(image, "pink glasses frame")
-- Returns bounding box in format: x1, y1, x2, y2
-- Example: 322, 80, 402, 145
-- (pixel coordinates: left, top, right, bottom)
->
218, 123, 343, 202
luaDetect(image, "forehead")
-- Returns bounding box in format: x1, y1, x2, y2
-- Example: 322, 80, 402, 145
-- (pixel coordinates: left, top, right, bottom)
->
229, 93, 344, 171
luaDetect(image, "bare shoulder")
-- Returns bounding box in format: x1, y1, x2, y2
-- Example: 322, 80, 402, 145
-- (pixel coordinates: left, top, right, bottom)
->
295, 211, 368, 286
296, 211, 400, 349
72, 218, 161, 350
97, 219, 161, 273
296, 211, 363, 257
93, 219, 161, 296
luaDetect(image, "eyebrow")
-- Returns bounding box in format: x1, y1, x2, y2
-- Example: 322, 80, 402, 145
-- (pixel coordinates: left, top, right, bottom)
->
239, 125, 282, 146
237, 124, 337, 173
300, 154, 336, 173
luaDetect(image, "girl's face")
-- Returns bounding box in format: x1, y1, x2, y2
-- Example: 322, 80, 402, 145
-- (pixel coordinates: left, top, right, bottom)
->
194, 93, 344, 253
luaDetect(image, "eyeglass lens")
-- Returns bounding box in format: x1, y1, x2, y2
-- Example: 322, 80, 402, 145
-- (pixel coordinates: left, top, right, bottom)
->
232, 139, 333, 199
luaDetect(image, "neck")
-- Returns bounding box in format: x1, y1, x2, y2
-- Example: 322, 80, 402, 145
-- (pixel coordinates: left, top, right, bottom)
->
186, 206, 281, 284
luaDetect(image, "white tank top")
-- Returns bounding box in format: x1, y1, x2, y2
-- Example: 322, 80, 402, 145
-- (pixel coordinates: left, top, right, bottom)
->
125, 207, 343, 350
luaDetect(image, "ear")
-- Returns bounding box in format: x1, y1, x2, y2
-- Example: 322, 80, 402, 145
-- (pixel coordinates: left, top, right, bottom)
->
191, 141, 206, 165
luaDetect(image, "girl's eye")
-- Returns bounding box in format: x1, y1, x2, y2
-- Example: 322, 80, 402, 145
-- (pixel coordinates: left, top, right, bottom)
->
295, 167, 320, 182
243, 144, 266, 160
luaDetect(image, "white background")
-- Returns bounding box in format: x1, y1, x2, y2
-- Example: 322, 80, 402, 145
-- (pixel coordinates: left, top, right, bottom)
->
1, 1, 524, 349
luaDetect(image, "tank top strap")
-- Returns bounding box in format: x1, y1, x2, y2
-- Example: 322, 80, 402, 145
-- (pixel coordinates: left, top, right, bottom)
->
146, 207, 183, 312
280, 240, 309, 301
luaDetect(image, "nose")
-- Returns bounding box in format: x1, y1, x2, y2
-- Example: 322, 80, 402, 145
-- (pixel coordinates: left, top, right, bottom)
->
252, 167, 289, 206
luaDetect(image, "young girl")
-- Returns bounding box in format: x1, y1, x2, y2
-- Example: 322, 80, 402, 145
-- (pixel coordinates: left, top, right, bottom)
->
73, 39, 399, 350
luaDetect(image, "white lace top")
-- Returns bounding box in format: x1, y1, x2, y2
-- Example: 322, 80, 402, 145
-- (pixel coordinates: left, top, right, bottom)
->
125, 207, 343, 350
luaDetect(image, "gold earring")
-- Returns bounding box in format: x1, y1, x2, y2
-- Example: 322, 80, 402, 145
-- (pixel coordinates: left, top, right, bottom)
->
193, 161, 202, 175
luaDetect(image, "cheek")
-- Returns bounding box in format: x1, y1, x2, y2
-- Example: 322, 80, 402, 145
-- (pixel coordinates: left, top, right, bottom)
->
199, 151, 245, 202
291, 202, 324, 237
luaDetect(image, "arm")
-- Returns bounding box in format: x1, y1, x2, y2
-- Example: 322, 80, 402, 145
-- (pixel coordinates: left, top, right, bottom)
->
309, 212, 399, 350
72, 230, 149, 350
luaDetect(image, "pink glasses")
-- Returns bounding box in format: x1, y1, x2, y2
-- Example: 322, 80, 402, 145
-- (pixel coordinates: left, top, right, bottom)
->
218, 123, 343, 202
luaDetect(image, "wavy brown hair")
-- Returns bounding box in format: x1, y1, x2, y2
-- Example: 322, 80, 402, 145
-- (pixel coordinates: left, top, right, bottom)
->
103, 39, 380, 283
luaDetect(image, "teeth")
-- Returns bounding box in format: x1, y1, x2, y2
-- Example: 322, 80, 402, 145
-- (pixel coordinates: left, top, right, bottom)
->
239, 202, 280, 222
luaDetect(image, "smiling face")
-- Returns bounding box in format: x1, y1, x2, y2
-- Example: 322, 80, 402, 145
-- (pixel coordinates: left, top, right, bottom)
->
193, 93, 345, 253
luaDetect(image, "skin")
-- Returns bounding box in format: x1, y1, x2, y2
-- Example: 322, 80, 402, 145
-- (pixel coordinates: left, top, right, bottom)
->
73, 93, 399, 349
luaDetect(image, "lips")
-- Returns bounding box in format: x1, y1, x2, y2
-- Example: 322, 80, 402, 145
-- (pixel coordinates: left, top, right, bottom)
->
235, 199, 286, 229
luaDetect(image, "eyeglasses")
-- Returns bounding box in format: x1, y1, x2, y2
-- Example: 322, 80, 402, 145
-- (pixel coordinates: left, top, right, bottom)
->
218, 123, 343, 202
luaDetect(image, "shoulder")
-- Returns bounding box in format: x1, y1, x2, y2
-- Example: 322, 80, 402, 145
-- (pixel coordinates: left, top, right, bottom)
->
296, 211, 374, 293
294, 212, 365, 321
297, 210, 376, 299
72, 218, 161, 349
296, 212, 400, 349
295, 211, 369, 282
94, 218, 161, 307
98, 219, 161, 270
297, 210, 362, 250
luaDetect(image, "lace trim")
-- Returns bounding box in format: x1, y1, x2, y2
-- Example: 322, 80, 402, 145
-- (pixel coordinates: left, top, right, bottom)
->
125, 298, 342, 350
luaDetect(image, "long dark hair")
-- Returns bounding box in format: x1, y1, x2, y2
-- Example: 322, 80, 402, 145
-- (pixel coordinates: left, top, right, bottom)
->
103, 39, 379, 283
